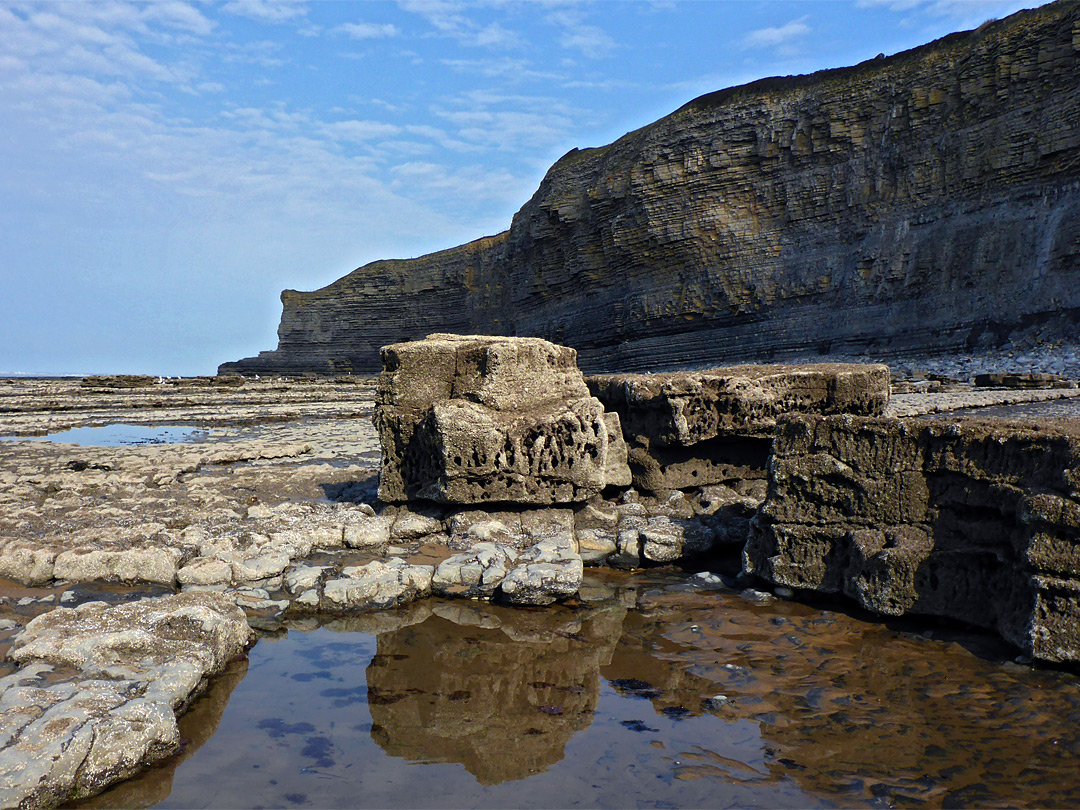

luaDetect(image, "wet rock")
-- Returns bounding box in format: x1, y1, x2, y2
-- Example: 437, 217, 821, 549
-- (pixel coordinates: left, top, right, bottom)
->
639, 517, 715, 563
374, 334, 630, 505
283, 563, 332, 596
0, 545, 56, 586
576, 529, 618, 566
432, 543, 518, 598
974, 372, 1063, 389
321, 558, 434, 612
53, 547, 184, 587
498, 537, 583, 606
0, 592, 251, 808
177, 557, 232, 587
574, 497, 619, 531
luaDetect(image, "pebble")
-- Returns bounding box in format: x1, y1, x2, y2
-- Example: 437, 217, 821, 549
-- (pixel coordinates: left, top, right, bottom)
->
740, 588, 775, 604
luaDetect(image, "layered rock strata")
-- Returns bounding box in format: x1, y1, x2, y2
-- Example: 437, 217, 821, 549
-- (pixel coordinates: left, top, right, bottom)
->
374, 334, 630, 505
222, 1, 1080, 377
744, 414, 1080, 662
0, 593, 251, 809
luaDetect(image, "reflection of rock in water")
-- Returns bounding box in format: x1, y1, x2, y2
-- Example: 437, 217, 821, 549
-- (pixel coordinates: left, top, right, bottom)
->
68, 656, 251, 809
598, 585, 1080, 808
367, 600, 625, 785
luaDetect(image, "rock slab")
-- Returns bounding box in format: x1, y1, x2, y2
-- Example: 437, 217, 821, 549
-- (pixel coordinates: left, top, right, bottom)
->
589, 363, 889, 493
0, 592, 252, 809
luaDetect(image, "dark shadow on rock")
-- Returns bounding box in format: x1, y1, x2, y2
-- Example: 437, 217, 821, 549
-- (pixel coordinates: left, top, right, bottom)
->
319, 471, 380, 505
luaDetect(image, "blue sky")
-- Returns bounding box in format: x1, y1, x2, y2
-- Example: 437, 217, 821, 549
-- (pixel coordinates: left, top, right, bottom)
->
0, 0, 1039, 375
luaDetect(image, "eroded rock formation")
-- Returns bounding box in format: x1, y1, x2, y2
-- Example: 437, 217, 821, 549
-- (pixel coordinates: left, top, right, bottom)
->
221, 1, 1080, 377
374, 334, 630, 505
744, 414, 1080, 662
588, 363, 889, 492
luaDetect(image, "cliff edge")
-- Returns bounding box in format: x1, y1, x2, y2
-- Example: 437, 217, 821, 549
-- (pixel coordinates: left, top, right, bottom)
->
220, 1, 1080, 377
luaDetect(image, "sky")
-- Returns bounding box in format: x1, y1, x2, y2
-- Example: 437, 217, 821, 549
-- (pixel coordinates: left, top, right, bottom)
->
0, 0, 1043, 376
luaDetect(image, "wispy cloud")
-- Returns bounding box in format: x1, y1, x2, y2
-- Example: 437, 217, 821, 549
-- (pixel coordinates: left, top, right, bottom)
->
336, 21, 400, 40
439, 56, 561, 81
219, 0, 308, 24
742, 17, 811, 50
546, 9, 615, 59
857, 0, 1032, 29
397, 0, 522, 49
323, 119, 403, 141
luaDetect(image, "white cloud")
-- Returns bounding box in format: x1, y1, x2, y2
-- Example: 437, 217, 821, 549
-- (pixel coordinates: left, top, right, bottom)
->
397, 0, 467, 34
439, 56, 561, 81
857, 0, 1033, 28
323, 119, 403, 141
546, 9, 615, 58
742, 18, 811, 49
472, 22, 521, 49
219, 0, 308, 24
336, 22, 400, 39
398, 0, 522, 49
141, 2, 216, 36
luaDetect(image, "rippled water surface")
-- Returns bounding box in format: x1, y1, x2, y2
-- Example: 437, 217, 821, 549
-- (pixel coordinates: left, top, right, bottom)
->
72, 568, 1080, 810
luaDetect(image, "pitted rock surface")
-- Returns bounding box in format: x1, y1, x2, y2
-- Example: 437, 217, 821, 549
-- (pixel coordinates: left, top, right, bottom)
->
375, 334, 630, 505
0, 592, 251, 809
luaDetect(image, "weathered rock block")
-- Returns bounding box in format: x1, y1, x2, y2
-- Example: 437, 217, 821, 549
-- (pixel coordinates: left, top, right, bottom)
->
498, 536, 583, 606
589, 363, 889, 492
321, 558, 434, 613
432, 543, 518, 599
590, 364, 889, 445
745, 414, 1080, 662
376, 335, 630, 505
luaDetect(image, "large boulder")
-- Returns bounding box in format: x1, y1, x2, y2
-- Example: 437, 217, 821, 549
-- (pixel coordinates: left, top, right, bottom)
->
589, 363, 889, 493
744, 414, 1080, 663
375, 334, 631, 505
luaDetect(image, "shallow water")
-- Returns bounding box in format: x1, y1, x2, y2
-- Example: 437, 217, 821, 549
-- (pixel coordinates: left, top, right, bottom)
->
0, 423, 209, 446
74, 568, 1080, 810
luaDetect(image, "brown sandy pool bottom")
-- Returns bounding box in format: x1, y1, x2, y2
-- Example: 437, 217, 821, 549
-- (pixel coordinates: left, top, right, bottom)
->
67, 567, 1080, 810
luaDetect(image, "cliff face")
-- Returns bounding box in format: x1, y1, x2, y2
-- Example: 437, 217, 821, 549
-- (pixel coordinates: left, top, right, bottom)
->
220, 1, 1080, 377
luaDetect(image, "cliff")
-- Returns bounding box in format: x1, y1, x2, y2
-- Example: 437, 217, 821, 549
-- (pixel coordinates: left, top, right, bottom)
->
220, 0, 1080, 377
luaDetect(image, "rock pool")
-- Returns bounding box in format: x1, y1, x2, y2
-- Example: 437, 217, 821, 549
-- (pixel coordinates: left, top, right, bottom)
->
73, 568, 1080, 809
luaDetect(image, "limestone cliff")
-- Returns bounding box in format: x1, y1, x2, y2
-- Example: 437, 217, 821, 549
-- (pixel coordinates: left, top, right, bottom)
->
220, 1, 1080, 377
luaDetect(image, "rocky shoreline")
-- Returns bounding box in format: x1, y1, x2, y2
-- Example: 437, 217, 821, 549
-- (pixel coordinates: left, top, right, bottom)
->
2, 344, 1080, 805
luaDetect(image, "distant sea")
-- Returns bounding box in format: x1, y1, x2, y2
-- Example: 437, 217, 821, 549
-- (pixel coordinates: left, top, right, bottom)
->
0, 372, 89, 378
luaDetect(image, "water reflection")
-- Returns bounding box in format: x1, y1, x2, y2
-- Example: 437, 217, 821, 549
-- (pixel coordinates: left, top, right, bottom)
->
366, 600, 625, 784
0, 424, 208, 446
74, 569, 1080, 809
